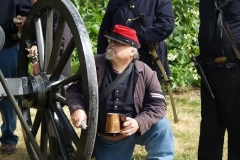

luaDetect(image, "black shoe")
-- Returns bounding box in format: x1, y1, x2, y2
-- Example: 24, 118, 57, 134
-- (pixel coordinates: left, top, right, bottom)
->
0, 144, 16, 155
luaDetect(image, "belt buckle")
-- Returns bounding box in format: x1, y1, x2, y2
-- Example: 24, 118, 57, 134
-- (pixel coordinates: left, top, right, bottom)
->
215, 56, 227, 64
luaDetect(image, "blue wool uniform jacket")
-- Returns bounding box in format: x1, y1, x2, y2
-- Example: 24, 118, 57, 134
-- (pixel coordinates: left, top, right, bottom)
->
199, 0, 240, 58
66, 55, 167, 135
97, 0, 174, 75
0, 0, 32, 47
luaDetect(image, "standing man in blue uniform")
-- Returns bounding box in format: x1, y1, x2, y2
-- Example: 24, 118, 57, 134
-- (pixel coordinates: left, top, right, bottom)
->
0, 0, 32, 154
198, 0, 240, 159
97, 0, 174, 82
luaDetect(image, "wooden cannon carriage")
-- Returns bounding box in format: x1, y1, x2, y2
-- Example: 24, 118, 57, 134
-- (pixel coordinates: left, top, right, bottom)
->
0, 0, 98, 159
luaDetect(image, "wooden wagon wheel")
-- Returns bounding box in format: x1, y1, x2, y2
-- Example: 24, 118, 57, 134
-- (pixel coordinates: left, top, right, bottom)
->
17, 0, 98, 159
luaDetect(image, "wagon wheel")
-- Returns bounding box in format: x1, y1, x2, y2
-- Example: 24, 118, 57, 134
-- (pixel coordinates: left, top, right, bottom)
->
17, 0, 98, 159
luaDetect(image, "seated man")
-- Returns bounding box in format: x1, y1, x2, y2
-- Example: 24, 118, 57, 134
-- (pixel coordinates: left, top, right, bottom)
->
66, 24, 174, 160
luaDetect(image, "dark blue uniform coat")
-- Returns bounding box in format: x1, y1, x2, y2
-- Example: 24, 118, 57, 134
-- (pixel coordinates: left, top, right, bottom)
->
198, 0, 240, 159
97, 0, 174, 80
199, 0, 240, 57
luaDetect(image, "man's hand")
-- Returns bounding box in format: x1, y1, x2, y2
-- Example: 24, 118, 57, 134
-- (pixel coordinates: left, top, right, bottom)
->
13, 16, 27, 38
71, 109, 88, 129
120, 117, 139, 136
13, 16, 26, 30
28, 45, 38, 57
26, 45, 40, 75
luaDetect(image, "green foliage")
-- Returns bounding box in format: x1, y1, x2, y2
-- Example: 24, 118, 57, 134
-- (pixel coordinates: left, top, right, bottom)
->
167, 0, 200, 90
71, 0, 107, 53
70, 0, 201, 90
70, 0, 108, 74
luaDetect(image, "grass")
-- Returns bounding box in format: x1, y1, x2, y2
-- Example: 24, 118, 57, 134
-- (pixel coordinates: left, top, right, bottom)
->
0, 88, 228, 160
133, 87, 202, 160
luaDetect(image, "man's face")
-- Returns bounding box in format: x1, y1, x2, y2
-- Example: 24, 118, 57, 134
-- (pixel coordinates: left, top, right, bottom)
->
105, 40, 130, 60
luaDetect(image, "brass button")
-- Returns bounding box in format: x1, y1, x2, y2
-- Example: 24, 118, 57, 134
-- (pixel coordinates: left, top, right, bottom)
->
129, 5, 135, 9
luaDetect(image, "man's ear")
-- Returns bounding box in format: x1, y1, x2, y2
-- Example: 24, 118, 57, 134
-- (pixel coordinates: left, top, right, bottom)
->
130, 48, 135, 56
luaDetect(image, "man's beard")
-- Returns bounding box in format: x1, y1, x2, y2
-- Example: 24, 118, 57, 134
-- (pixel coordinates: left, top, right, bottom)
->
105, 47, 117, 60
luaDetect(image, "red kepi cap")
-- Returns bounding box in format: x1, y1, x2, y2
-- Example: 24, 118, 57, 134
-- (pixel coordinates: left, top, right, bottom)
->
105, 24, 140, 48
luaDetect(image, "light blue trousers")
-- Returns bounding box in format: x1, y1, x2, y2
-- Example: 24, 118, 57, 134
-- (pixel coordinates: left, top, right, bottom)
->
93, 117, 174, 160
0, 44, 19, 145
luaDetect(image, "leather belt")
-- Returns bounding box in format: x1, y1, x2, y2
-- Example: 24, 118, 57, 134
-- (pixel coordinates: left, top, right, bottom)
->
204, 54, 238, 64
98, 133, 126, 141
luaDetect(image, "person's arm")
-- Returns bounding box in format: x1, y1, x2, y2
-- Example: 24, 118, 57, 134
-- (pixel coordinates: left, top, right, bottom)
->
26, 45, 39, 75
66, 79, 85, 114
122, 68, 167, 136
97, 1, 114, 54
135, 0, 174, 44
66, 79, 88, 128
17, 0, 32, 16
135, 64, 167, 135
16, 0, 32, 30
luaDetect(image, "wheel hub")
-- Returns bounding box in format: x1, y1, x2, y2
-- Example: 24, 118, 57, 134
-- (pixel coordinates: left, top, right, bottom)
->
23, 73, 49, 110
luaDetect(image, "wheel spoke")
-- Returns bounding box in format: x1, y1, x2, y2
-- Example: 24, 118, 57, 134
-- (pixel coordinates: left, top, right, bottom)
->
50, 101, 80, 146
44, 8, 54, 72
31, 110, 41, 137
47, 108, 70, 159
40, 111, 49, 157
50, 73, 81, 93
49, 38, 75, 81
21, 107, 33, 131
47, 14, 65, 75
34, 17, 45, 70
